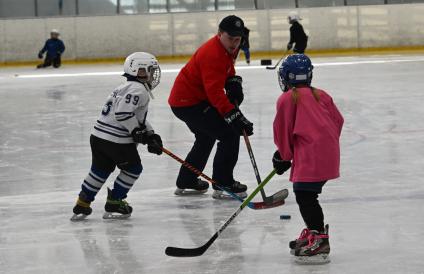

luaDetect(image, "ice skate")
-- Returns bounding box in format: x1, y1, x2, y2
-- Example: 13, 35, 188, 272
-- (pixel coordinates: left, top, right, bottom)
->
71, 195, 92, 221
174, 179, 209, 196
103, 188, 132, 219
294, 225, 330, 264
289, 228, 311, 255
212, 181, 247, 199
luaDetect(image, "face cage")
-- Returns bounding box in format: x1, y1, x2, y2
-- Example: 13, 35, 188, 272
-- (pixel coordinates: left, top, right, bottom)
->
149, 66, 161, 90
137, 65, 161, 90
278, 70, 289, 92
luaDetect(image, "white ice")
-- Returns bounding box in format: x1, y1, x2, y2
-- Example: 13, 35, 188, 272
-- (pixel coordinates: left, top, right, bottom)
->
0, 55, 424, 274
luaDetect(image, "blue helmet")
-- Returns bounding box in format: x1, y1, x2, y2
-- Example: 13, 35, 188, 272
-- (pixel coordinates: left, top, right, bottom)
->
278, 54, 313, 92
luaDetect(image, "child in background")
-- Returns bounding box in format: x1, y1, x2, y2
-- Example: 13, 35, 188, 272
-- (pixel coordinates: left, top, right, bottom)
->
286, 12, 308, 54
272, 54, 343, 264
37, 29, 65, 68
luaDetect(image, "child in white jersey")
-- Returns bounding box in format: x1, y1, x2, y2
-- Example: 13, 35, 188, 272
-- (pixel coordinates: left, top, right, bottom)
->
71, 52, 162, 220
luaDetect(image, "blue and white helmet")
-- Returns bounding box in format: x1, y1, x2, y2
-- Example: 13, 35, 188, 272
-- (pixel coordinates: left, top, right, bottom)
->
278, 54, 313, 92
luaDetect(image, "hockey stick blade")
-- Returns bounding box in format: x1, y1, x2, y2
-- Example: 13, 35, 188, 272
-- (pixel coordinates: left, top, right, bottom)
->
165, 170, 276, 257
165, 234, 217, 257
265, 52, 288, 70
254, 189, 288, 209
264, 188, 289, 204
252, 198, 285, 209
162, 147, 282, 210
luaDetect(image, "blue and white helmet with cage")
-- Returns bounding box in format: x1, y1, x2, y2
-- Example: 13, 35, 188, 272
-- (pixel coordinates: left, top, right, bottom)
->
278, 54, 313, 92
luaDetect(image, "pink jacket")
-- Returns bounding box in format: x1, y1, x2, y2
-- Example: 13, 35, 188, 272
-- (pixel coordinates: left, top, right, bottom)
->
273, 87, 344, 182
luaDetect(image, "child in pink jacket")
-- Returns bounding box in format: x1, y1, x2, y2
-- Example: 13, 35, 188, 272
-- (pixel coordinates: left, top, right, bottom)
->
272, 54, 343, 264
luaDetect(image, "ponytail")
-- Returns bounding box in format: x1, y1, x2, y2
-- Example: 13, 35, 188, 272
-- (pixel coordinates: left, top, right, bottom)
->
291, 86, 320, 104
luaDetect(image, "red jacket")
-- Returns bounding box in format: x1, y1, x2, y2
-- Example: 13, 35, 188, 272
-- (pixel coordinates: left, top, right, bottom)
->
273, 87, 344, 182
168, 35, 236, 116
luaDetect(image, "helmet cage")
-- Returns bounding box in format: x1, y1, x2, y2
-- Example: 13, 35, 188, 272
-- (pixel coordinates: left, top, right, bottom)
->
147, 65, 161, 90
124, 52, 161, 90
134, 66, 161, 90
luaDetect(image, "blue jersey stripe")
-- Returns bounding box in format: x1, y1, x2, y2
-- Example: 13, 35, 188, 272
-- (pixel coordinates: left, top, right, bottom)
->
96, 120, 129, 132
116, 116, 135, 122
115, 112, 134, 115
94, 126, 131, 138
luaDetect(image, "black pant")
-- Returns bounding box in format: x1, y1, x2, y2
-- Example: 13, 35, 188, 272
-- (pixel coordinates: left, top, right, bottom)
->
294, 38, 308, 54
171, 102, 240, 188
90, 135, 142, 174
38, 55, 61, 68
294, 181, 326, 232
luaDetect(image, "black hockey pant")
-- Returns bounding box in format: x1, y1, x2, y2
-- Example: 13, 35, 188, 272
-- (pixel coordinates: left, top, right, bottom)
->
171, 102, 240, 189
38, 55, 61, 68
80, 135, 142, 202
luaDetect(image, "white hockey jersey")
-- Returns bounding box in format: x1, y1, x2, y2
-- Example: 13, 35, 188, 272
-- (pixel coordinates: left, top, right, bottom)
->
92, 80, 154, 144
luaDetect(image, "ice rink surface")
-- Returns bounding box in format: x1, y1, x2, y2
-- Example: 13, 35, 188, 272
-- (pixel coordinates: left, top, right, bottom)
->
1, 54, 424, 274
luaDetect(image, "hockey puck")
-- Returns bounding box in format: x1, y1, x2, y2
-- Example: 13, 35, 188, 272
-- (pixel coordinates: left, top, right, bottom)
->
280, 214, 291, 220
260, 59, 272, 66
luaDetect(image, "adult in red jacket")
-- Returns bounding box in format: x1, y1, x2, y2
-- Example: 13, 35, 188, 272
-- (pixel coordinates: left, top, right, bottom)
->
168, 15, 253, 198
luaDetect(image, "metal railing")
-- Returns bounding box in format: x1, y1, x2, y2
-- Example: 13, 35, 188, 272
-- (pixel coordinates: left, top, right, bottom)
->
0, 0, 423, 18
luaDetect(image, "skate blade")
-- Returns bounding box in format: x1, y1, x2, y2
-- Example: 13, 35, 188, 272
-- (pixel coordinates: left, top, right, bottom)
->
102, 212, 131, 220
174, 188, 208, 196
70, 214, 88, 221
212, 191, 247, 200
294, 254, 330, 265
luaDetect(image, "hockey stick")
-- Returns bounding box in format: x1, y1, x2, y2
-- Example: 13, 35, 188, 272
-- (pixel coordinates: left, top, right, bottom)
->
234, 101, 288, 206
162, 147, 286, 210
165, 169, 277, 257
241, 130, 288, 206
266, 51, 289, 70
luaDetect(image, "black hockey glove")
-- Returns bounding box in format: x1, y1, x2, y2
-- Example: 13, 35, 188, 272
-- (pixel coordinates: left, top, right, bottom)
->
287, 43, 293, 51
146, 133, 163, 155
272, 150, 291, 175
224, 108, 253, 136
131, 127, 163, 155
38, 52, 43, 59
225, 75, 244, 106
131, 126, 150, 144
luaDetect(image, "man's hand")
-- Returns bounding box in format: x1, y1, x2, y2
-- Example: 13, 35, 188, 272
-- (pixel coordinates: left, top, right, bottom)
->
225, 75, 244, 106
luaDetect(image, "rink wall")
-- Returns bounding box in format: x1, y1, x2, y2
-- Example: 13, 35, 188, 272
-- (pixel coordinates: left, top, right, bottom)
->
1, 3, 424, 63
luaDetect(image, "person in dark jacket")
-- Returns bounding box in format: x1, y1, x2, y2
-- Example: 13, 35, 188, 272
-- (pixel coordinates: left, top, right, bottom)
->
287, 13, 308, 54
37, 29, 65, 68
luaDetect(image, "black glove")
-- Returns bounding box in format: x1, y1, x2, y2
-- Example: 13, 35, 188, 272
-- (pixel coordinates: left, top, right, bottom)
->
38, 52, 43, 59
146, 133, 163, 155
225, 75, 244, 106
131, 127, 163, 155
131, 126, 149, 144
224, 108, 253, 136
272, 150, 291, 175
287, 43, 293, 51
